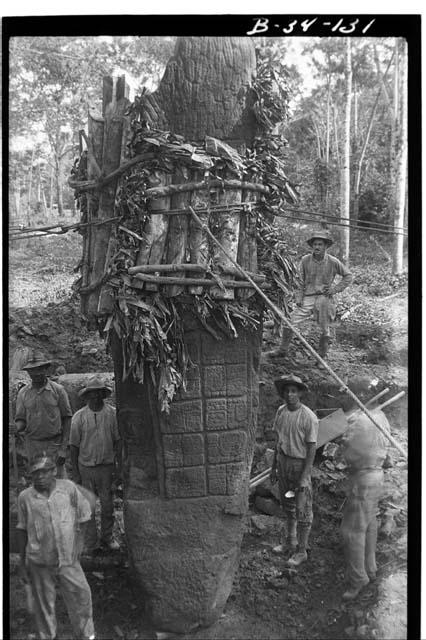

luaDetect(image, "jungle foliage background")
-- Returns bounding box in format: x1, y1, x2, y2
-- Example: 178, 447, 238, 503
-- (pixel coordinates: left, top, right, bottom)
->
9, 35, 407, 273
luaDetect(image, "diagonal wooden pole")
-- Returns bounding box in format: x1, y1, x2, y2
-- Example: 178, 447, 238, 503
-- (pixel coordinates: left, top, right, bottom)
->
189, 206, 407, 459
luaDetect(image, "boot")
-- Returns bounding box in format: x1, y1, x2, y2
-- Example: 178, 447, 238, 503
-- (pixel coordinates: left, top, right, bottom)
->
264, 328, 293, 359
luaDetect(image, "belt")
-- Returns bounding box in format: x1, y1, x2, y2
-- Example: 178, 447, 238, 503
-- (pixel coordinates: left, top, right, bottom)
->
27, 434, 62, 441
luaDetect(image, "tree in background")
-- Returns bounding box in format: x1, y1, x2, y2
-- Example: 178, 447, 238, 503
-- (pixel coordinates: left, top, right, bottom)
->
391, 38, 408, 274
340, 38, 352, 263
9, 36, 175, 221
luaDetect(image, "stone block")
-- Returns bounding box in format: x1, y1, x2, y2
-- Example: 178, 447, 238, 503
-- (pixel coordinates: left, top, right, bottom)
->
227, 397, 248, 429
165, 467, 207, 498
161, 400, 203, 434
226, 462, 247, 494
182, 433, 205, 466
226, 364, 247, 396
163, 435, 184, 468
207, 431, 247, 464
207, 465, 227, 495
206, 399, 227, 430
204, 365, 226, 397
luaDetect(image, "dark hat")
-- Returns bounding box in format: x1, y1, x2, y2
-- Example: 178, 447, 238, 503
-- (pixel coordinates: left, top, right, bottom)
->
307, 230, 333, 248
29, 453, 56, 473
78, 376, 112, 398
274, 374, 308, 394
23, 351, 52, 370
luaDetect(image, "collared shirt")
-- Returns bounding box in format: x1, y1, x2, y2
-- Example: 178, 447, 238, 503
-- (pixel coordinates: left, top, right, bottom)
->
273, 403, 319, 459
342, 409, 389, 472
16, 479, 91, 567
69, 404, 120, 466
15, 379, 73, 440
300, 253, 352, 296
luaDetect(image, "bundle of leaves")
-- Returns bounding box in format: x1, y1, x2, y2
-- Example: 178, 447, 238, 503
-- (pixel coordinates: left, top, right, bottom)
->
70, 88, 302, 410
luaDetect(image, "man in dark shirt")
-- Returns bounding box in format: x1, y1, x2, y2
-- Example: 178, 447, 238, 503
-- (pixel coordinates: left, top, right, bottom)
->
267, 230, 352, 360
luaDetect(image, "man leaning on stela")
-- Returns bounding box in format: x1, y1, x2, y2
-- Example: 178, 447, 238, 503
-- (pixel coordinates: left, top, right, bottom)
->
70, 376, 122, 554
270, 374, 318, 568
16, 453, 96, 640
15, 351, 73, 478
266, 229, 353, 360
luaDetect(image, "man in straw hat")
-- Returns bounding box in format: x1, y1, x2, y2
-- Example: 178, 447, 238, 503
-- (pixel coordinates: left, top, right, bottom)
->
70, 376, 121, 553
16, 452, 95, 639
267, 230, 352, 360
270, 374, 318, 567
15, 350, 73, 478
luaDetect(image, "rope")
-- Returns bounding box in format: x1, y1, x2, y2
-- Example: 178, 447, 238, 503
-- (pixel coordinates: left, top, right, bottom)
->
285, 207, 407, 231
188, 205, 407, 459
8, 216, 120, 241
273, 212, 408, 237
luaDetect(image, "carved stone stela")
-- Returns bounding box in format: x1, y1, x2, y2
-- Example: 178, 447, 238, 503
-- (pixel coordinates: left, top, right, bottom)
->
115, 322, 261, 632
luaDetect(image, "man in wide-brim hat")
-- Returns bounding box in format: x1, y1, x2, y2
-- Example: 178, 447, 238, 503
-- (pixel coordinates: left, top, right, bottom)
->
70, 376, 121, 553
266, 229, 352, 360
270, 374, 318, 568
15, 350, 72, 477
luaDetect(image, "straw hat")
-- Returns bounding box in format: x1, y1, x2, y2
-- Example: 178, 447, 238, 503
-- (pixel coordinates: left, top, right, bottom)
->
78, 376, 112, 398
29, 453, 56, 473
274, 374, 308, 394
23, 351, 52, 370
307, 230, 333, 248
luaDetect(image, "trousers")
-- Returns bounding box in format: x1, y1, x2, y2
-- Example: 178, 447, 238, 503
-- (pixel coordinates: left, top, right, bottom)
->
277, 452, 313, 524
289, 295, 336, 337
341, 469, 383, 587
27, 560, 94, 640
80, 463, 114, 549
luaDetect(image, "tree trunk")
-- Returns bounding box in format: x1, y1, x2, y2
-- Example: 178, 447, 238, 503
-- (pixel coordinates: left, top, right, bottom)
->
27, 147, 35, 225
340, 39, 352, 263
388, 39, 400, 221
55, 157, 64, 216
392, 39, 407, 274
107, 38, 259, 633
49, 164, 54, 213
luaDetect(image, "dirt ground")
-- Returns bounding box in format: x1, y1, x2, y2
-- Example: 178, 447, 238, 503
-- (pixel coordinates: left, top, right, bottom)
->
8, 232, 408, 640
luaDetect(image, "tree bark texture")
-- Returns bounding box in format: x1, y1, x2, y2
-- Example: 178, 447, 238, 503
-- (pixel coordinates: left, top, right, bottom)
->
113, 37, 261, 632
340, 39, 352, 263
392, 39, 407, 274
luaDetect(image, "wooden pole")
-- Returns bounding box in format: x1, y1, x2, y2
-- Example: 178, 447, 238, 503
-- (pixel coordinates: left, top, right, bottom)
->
189, 206, 407, 459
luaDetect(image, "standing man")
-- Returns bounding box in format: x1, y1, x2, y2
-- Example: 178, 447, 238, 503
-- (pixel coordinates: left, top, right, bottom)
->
15, 351, 73, 478
267, 230, 352, 359
270, 374, 318, 568
70, 376, 121, 553
16, 453, 95, 640
339, 409, 390, 600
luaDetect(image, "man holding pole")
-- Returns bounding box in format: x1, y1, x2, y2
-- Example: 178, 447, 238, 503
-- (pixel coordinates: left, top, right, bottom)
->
270, 374, 318, 567
267, 230, 352, 360
339, 409, 391, 600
